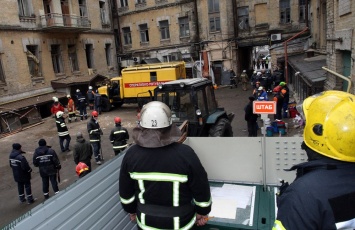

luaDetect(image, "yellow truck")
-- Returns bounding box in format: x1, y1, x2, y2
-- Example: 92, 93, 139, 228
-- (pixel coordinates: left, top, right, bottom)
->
97, 61, 186, 111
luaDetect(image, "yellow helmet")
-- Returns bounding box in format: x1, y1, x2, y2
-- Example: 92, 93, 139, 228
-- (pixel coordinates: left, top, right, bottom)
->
303, 91, 355, 162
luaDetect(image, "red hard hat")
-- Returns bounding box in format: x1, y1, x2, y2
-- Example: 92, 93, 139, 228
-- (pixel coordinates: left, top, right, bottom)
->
91, 110, 98, 117
76, 162, 89, 176
114, 117, 121, 123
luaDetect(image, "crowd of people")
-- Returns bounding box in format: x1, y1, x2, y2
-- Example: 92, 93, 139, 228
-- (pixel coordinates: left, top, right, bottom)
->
241, 67, 290, 137
8, 83, 355, 229
9, 86, 130, 204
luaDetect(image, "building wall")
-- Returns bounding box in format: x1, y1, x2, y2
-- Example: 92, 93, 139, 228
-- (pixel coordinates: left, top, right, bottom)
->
325, 0, 355, 93
0, 0, 117, 102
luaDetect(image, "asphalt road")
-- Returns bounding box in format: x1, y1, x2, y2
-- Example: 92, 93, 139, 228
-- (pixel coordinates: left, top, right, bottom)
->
0, 83, 301, 228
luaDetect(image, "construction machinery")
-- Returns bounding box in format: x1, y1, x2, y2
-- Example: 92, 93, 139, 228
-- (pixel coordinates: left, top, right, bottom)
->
97, 62, 186, 111
154, 78, 234, 137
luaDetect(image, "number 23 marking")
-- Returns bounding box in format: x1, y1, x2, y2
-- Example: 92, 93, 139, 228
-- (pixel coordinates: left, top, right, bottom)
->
151, 120, 157, 127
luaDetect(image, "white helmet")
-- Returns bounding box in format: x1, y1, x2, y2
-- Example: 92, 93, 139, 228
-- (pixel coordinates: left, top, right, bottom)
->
53, 97, 59, 102
76, 89, 80, 93
89, 86, 93, 90
140, 101, 172, 129
67, 94, 71, 98
243, 70, 246, 73
56, 111, 64, 118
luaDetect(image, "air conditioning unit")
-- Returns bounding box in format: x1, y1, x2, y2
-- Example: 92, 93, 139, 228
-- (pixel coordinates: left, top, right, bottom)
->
133, 57, 140, 63
271, 33, 282, 41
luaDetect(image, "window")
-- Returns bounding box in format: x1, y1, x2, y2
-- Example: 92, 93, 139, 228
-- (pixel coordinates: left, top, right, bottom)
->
208, 0, 219, 13
120, 0, 128, 7
51, 45, 63, 74
0, 58, 6, 83
26, 45, 40, 77
179, 17, 190, 37
68, 45, 79, 72
209, 17, 220, 32
208, 0, 220, 32
280, 0, 291, 24
299, 0, 307, 22
159, 20, 170, 40
136, 0, 145, 4
79, 0, 88, 17
238, 7, 249, 30
139, 24, 149, 43
85, 44, 94, 68
18, 0, 33, 17
123, 27, 132, 45
99, 1, 108, 25
105, 44, 112, 66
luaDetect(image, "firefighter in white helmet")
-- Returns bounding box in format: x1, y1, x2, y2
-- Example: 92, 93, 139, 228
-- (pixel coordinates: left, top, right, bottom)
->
274, 91, 355, 230
119, 101, 212, 229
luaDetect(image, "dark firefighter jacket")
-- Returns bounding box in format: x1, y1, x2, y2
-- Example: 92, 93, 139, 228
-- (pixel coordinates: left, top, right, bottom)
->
87, 118, 102, 142
274, 158, 355, 230
73, 136, 92, 165
109, 124, 129, 151
55, 117, 69, 137
33, 146, 61, 177
119, 142, 212, 230
77, 94, 87, 109
9, 149, 32, 182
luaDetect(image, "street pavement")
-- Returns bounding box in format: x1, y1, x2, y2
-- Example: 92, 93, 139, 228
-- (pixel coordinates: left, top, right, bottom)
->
0, 82, 302, 228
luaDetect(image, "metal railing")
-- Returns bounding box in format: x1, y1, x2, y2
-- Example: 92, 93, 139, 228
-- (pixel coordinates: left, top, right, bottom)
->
40, 13, 91, 29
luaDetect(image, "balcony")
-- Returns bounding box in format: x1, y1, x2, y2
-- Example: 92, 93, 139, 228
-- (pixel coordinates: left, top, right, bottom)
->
40, 13, 91, 32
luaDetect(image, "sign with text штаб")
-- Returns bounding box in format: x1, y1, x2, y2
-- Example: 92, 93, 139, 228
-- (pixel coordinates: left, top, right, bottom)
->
253, 101, 276, 114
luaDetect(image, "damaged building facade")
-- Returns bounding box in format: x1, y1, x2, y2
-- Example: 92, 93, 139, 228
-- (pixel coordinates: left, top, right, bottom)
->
0, 0, 118, 136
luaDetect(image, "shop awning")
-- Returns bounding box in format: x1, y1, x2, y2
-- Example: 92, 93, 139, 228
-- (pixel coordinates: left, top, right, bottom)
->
288, 54, 327, 85
0, 92, 66, 114
51, 74, 108, 89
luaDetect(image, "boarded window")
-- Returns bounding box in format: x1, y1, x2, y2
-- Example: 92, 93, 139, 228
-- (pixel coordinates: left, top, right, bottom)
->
255, 3, 268, 25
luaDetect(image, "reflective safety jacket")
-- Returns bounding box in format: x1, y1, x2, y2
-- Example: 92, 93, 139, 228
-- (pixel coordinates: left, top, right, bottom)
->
273, 158, 355, 230
55, 117, 69, 137
119, 143, 212, 230
87, 118, 102, 142
109, 124, 129, 151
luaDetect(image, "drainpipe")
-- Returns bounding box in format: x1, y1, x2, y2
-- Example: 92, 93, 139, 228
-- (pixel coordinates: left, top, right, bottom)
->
284, 27, 309, 83
322, 66, 352, 93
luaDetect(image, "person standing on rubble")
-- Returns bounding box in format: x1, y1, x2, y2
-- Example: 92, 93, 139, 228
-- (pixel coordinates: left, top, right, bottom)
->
273, 91, 355, 230
119, 101, 212, 229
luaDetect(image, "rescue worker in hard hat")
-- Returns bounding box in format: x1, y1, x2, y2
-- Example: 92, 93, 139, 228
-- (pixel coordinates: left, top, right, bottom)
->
87, 111, 103, 165
273, 91, 355, 230
55, 111, 71, 152
119, 101, 212, 229
51, 97, 64, 118
66, 95, 77, 123
109, 117, 129, 156
76, 162, 90, 178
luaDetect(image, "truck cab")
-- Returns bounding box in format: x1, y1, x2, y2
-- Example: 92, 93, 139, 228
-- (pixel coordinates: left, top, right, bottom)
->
154, 78, 234, 137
